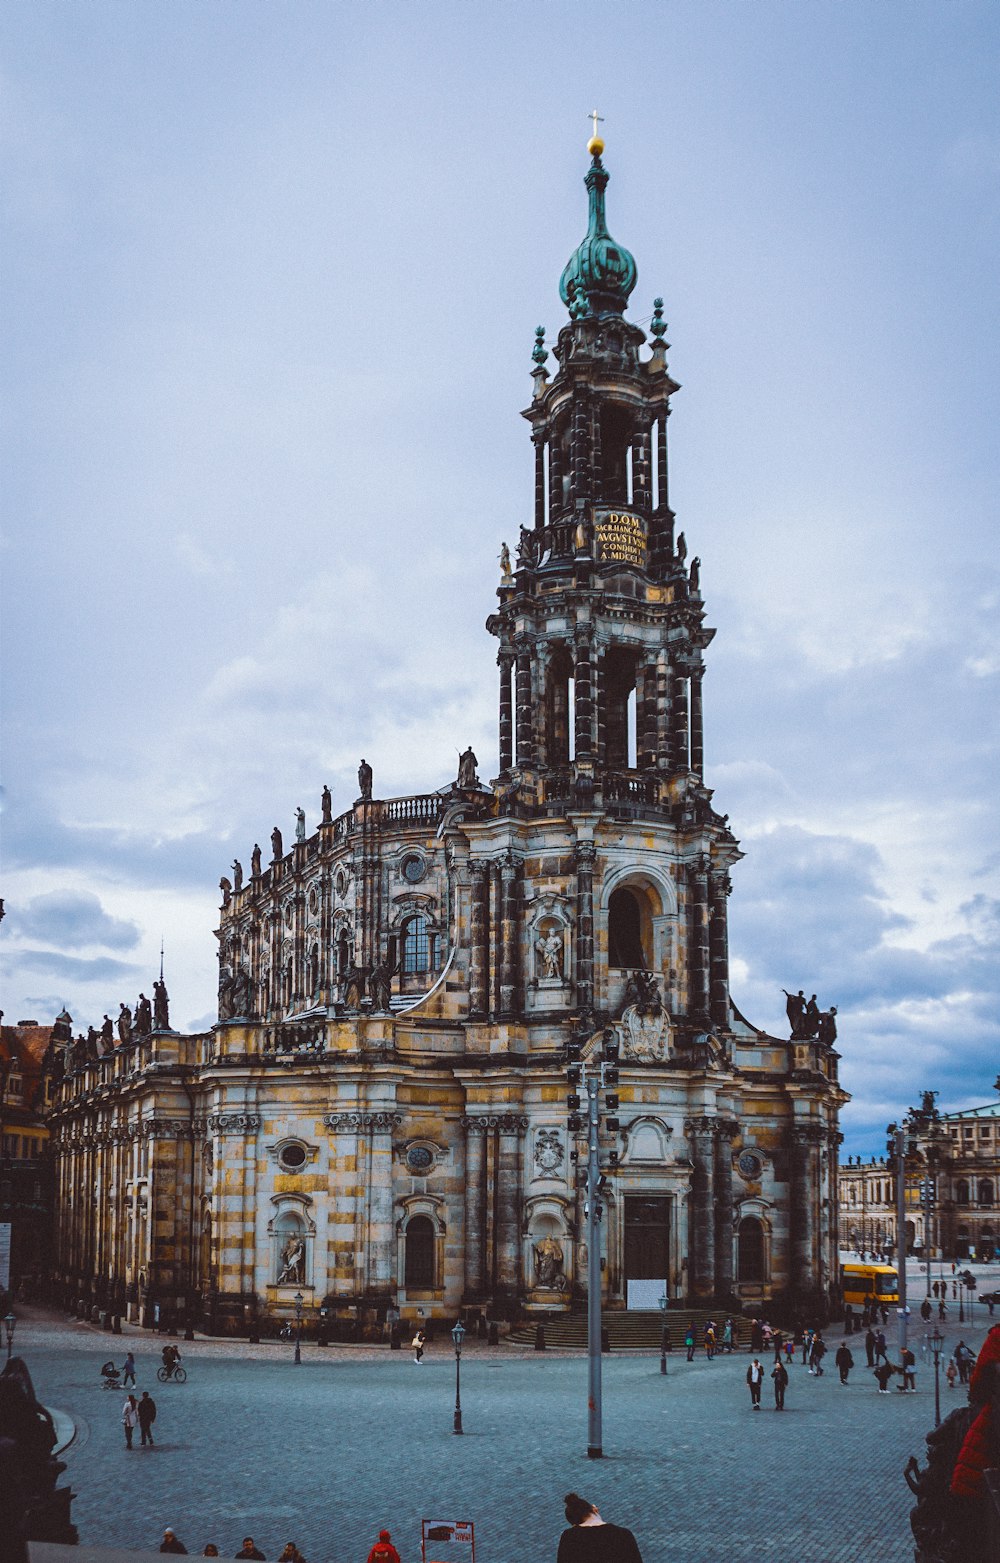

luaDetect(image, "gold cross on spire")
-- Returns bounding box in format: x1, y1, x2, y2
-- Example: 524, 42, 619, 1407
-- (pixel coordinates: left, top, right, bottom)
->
587, 108, 605, 157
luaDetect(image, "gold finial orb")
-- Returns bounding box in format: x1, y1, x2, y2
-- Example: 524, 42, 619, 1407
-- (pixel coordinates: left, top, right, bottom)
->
587, 135, 605, 157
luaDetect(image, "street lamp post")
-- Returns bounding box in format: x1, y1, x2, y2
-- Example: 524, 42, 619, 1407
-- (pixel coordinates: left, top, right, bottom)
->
3, 1312, 15, 1362
659, 1295, 668, 1376
930, 1326, 944, 1427
451, 1318, 466, 1434
293, 1291, 303, 1365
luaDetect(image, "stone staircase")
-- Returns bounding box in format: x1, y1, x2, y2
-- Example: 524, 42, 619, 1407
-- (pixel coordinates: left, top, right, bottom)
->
506, 1309, 756, 1351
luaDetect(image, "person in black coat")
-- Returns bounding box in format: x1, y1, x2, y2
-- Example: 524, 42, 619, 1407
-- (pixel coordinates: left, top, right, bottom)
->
138, 1390, 157, 1447
771, 1358, 788, 1410
835, 1343, 854, 1384
556, 1493, 642, 1563
864, 1328, 876, 1367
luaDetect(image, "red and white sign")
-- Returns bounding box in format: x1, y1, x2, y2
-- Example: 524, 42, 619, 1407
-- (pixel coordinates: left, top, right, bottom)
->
421, 1519, 475, 1563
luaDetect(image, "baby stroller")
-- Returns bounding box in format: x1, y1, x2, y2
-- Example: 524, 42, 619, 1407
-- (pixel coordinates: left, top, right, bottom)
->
101, 1360, 121, 1389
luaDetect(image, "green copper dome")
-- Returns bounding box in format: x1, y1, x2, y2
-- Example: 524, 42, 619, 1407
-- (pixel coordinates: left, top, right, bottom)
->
559, 153, 637, 319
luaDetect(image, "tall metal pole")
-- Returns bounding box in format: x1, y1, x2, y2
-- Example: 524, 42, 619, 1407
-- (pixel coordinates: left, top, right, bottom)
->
586, 1074, 603, 1459
894, 1128, 908, 1362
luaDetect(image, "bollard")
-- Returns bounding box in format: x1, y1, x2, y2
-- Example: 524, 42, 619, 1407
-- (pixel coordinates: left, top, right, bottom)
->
112, 1315, 122, 1335
535, 1324, 546, 1351
102, 1312, 113, 1331
390, 1323, 401, 1351
601, 1326, 610, 1354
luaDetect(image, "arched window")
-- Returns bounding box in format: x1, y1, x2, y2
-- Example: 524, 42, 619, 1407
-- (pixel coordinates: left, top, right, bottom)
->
404, 1214, 435, 1287
336, 929, 351, 976
309, 944, 319, 997
738, 1217, 765, 1283
545, 646, 574, 767
956, 1179, 971, 1206
978, 1179, 995, 1206
401, 915, 433, 975
608, 887, 648, 969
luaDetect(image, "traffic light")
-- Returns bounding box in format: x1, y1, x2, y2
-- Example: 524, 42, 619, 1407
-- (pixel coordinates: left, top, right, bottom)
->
608, 1150, 620, 1168
568, 1113, 581, 1133
566, 1038, 582, 1063
567, 1063, 582, 1086
602, 1031, 620, 1063
603, 1065, 619, 1087
605, 1118, 621, 1135
566, 1092, 581, 1111
605, 1093, 620, 1112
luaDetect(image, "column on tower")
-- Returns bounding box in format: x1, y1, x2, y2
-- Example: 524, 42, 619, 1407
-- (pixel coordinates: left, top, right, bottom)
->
469, 862, 490, 1019
515, 638, 534, 768
708, 868, 732, 1030
673, 665, 689, 772
690, 666, 705, 779
687, 857, 711, 1025
637, 661, 658, 769
686, 1117, 717, 1300
549, 428, 564, 519
368, 1113, 399, 1295
533, 432, 546, 529
594, 641, 608, 771
574, 840, 596, 1017
499, 854, 520, 1017
790, 1124, 822, 1294
655, 652, 673, 770
498, 652, 513, 772
573, 630, 594, 762
632, 421, 651, 511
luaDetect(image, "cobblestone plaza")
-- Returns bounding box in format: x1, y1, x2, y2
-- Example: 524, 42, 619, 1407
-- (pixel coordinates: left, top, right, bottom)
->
19, 1292, 1000, 1563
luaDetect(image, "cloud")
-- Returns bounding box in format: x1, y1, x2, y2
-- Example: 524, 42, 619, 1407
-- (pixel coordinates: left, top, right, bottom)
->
11, 950, 140, 984
13, 890, 141, 951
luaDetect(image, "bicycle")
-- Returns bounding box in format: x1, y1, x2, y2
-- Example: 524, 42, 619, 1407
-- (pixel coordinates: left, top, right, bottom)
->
156, 1364, 187, 1383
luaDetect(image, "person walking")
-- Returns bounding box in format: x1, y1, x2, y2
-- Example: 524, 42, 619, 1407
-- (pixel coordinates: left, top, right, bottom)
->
704, 1324, 716, 1361
955, 1341, 974, 1384
277, 1545, 305, 1563
771, 1357, 788, 1410
160, 1532, 187, 1555
835, 1343, 854, 1384
750, 1318, 762, 1354
747, 1358, 764, 1410
235, 1539, 266, 1559
556, 1491, 643, 1563
920, 1298, 932, 1323
122, 1352, 136, 1388
900, 1345, 916, 1392
684, 1328, 695, 1363
874, 1329, 887, 1365
138, 1390, 157, 1447
122, 1394, 138, 1449
809, 1333, 826, 1376
722, 1318, 734, 1354
801, 1328, 813, 1366
946, 1357, 958, 1390
938, 1299, 948, 1321
366, 1531, 401, 1563
411, 1328, 426, 1364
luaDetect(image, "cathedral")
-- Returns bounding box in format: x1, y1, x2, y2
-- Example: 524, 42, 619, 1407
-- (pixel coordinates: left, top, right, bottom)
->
45, 136, 848, 1334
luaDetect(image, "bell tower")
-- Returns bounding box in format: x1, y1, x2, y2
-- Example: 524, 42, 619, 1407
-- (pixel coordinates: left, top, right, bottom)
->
490, 138, 716, 824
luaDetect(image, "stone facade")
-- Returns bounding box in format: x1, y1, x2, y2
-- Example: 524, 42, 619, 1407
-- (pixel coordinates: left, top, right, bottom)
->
44, 143, 847, 1332
839, 1096, 1000, 1260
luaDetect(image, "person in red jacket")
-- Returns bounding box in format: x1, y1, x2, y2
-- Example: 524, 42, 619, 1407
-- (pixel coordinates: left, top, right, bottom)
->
950, 1325, 1000, 1500
366, 1532, 400, 1563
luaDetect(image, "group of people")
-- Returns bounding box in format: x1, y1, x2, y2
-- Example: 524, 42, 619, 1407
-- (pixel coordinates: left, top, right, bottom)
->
682, 1317, 736, 1360
159, 1533, 404, 1563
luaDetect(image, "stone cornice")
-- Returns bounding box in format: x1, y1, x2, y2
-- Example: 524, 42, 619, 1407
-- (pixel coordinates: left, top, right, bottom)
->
461, 1113, 530, 1136
323, 1111, 403, 1132
207, 1112, 262, 1135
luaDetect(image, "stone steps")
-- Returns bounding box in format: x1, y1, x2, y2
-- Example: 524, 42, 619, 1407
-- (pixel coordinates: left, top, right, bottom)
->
506, 1309, 756, 1350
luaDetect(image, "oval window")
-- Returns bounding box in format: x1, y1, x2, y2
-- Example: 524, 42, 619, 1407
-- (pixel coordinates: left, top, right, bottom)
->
279, 1142, 307, 1171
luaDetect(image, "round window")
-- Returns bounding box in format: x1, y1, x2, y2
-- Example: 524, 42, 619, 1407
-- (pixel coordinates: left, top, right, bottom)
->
279, 1142, 307, 1172
406, 1145, 434, 1174
401, 854, 425, 884
738, 1150, 764, 1180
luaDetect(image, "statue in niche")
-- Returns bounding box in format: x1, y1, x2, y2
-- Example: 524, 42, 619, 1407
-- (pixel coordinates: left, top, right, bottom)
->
498, 542, 512, 582
533, 1237, 567, 1291
153, 980, 170, 1031
231, 859, 243, 893
271, 826, 283, 861
817, 1006, 838, 1046
321, 785, 332, 824
251, 843, 262, 878
295, 807, 306, 842
536, 926, 564, 980
358, 758, 373, 800
134, 993, 152, 1037
228, 969, 251, 1019
276, 1234, 305, 1285
117, 1004, 132, 1045
457, 746, 479, 789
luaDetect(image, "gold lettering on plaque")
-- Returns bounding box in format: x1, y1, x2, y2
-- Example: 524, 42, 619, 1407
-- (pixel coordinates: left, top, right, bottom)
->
594, 508, 647, 567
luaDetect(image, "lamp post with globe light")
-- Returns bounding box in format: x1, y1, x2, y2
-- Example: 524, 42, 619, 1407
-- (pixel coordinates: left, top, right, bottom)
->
293, 1292, 303, 1365
451, 1319, 466, 1434
930, 1326, 944, 1427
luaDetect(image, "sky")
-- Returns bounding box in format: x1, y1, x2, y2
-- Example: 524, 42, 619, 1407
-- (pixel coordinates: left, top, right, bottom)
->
2, 0, 998, 1158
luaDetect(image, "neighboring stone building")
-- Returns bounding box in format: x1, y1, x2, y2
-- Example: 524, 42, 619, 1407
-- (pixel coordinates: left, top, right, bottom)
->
839, 1091, 1000, 1261
0, 1020, 54, 1294
45, 138, 848, 1334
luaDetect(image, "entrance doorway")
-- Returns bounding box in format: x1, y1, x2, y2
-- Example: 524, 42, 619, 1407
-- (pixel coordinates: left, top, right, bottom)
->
624, 1195, 670, 1308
